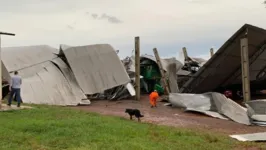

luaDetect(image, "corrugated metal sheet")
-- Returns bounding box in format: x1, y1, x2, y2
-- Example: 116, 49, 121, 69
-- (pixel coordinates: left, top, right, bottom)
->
169, 92, 251, 125
246, 100, 266, 123
51, 58, 88, 101
230, 132, 266, 141
169, 93, 229, 120
2, 45, 90, 106
181, 24, 266, 93
2, 45, 58, 72
60, 44, 130, 95
21, 61, 89, 105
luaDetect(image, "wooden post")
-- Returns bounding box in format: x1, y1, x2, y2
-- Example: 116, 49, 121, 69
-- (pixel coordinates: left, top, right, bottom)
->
210, 48, 214, 57
0, 32, 15, 109
182, 47, 191, 71
240, 36, 251, 102
182, 47, 188, 60
135, 37, 140, 101
153, 48, 170, 95
0, 35, 2, 109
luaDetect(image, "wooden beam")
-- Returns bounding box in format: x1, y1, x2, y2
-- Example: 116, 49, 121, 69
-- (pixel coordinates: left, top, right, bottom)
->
0, 32, 15, 109
153, 48, 170, 95
182, 47, 188, 60
240, 37, 251, 102
135, 37, 140, 101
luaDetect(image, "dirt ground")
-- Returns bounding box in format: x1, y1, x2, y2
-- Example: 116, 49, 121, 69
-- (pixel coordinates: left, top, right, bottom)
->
74, 95, 266, 135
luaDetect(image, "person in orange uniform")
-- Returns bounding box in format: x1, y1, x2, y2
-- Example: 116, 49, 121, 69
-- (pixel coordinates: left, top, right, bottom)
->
149, 90, 159, 108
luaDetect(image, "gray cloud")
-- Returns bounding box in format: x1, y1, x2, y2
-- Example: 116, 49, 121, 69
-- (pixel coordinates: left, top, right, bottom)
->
88, 13, 122, 24
100, 13, 122, 24
91, 13, 98, 19
66, 25, 74, 30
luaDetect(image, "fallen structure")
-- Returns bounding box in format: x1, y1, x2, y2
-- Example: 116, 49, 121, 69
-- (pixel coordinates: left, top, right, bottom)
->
169, 92, 251, 125
59, 44, 135, 100
2, 44, 134, 105
180, 24, 266, 96
2, 45, 90, 106
123, 54, 189, 94
59, 44, 130, 95
246, 100, 266, 125
169, 92, 266, 126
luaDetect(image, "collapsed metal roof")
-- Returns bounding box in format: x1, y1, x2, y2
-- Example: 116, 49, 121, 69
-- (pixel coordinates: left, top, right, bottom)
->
181, 24, 266, 93
60, 44, 130, 95
2, 45, 89, 106
2, 45, 58, 72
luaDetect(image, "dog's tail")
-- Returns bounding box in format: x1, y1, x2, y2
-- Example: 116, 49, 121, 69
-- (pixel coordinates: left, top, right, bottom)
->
140, 114, 144, 117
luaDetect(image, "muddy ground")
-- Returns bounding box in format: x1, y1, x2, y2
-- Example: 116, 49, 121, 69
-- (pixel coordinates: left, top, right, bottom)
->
74, 95, 266, 135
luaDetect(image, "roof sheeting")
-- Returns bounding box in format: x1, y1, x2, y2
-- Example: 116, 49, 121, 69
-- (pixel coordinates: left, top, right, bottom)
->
2, 45, 58, 72
60, 44, 130, 95
2, 45, 90, 106
21, 61, 89, 105
170, 92, 251, 125
230, 132, 266, 141
181, 24, 266, 93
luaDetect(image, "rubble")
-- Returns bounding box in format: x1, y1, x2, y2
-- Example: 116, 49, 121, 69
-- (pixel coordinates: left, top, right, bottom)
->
122, 53, 205, 95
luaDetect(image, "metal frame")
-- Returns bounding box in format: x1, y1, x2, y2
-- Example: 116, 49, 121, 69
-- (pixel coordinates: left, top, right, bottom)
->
180, 24, 266, 93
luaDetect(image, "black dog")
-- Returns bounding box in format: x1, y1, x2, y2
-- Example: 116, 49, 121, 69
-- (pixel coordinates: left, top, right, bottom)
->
125, 109, 144, 122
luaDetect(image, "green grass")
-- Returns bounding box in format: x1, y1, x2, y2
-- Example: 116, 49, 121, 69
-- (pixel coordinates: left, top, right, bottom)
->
0, 105, 264, 150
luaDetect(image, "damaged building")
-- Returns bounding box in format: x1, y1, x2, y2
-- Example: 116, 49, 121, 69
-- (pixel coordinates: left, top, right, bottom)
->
2, 44, 135, 106
122, 52, 205, 95
169, 24, 266, 127
180, 24, 266, 99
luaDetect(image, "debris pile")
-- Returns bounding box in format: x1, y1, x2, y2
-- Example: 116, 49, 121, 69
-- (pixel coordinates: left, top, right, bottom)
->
2, 44, 135, 106
169, 92, 266, 126
122, 54, 205, 95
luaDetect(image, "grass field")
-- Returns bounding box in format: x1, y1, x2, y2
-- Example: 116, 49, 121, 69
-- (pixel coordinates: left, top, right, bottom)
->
0, 105, 264, 150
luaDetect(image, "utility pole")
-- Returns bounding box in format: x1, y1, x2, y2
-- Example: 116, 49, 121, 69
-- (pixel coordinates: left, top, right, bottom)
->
135, 37, 140, 101
240, 29, 250, 103
210, 48, 214, 57
0, 31, 15, 109
153, 48, 170, 95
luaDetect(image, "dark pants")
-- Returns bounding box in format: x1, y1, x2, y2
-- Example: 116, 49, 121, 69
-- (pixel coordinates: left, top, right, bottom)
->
8, 88, 21, 106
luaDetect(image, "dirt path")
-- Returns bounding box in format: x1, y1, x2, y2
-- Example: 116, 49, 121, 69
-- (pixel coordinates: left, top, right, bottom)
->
74, 96, 266, 135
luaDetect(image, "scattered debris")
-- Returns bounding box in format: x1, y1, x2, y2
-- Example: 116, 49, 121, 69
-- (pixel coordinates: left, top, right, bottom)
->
0, 104, 32, 111
230, 132, 266, 142
246, 100, 266, 126
169, 92, 229, 120
169, 92, 252, 125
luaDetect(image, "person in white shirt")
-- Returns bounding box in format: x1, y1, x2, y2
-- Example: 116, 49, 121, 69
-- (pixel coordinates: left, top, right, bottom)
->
8, 71, 22, 107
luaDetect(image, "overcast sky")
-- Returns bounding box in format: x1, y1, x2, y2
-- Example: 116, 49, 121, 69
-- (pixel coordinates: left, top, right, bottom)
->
0, 0, 266, 59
